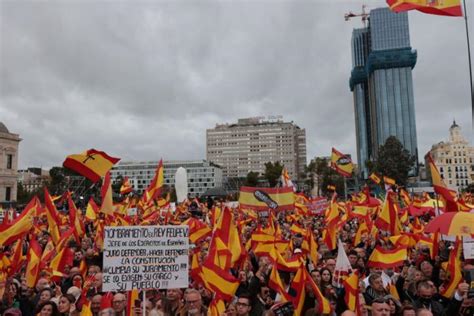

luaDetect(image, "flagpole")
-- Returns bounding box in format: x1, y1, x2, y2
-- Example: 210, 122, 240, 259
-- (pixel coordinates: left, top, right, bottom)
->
463, 0, 474, 130
344, 177, 348, 200
143, 289, 146, 316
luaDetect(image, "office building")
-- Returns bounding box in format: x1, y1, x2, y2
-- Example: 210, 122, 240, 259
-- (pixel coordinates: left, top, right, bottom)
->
110, 160, 223, 197
0, 122, 21, 205
206, 116, 306, 181
350, 7, 418, 178
427, 121, 474, 190
18, 168, 51, 193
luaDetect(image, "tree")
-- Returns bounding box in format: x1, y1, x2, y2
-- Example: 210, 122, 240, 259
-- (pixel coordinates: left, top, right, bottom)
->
245, 171, 260, 187
369, 136, 416, 186
263, 161, 283, 187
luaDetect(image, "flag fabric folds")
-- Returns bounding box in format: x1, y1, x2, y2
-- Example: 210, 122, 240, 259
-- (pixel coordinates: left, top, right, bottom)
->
25, 239, 43, 288
100, 172, 114, 215
387, 0, 462, 17
368, 246, 407, 269
142, 159, 164, 202
120, 176, 133, 195
63, 148, 120, 182
0, 197, 37, 246
331, 148, 354, 177
440, 238, 462, 298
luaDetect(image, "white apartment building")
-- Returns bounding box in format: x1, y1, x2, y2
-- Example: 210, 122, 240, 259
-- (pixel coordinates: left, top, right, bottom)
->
206, 117, 307, 181
0, 122, 21, 204
428, 121, 474, 190
110, 160, 223, 197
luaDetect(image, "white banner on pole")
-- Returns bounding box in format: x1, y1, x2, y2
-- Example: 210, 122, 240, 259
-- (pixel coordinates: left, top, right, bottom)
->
102, 225, 189, 292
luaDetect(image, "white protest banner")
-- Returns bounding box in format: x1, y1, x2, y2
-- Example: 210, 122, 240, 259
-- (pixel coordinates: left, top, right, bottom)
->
463, 237, 474, 259
102, 225, 189, 292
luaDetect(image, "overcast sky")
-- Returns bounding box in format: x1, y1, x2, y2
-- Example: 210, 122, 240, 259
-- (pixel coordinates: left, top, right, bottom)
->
1, 0, 472, 169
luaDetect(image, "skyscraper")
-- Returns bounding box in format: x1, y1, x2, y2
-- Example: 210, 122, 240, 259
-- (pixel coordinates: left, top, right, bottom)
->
350, 7, 418, 178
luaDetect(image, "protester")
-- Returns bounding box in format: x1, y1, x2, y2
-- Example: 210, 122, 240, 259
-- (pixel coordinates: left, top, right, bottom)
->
0, 182, 473, 316
37, 301, 60, 316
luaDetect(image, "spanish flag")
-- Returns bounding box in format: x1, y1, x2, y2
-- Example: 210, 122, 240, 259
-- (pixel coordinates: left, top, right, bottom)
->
208, 297, 226, 316
63, 148, 120, 183
120, 176, 133, 195
126, 289, 139, 316
387, 0, 462, 17
200, 261, 239, 301
426, 154, 458, 212
369, 172, 382, 184
375, 191, 401, 235
44, 188, 62, 245
100, 172, 114, 215
383, 176, 396, 187
289, 264, 306, 315
305, 269, 332, 314
25, 238, 43, 288
85, 198, 99, 221
183, 217, 212, 244
343, 271, 360, 313
440, 238, 462, 298
367, 246, 407, 269
331, 148, 353, 177
239, 186, 295, 211
268, 266, 291, 302
0, 197, 38, 246
143, 159, 164, 202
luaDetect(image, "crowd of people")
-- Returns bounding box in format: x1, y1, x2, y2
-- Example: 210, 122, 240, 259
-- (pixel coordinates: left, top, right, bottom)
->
0, 189, 473, 316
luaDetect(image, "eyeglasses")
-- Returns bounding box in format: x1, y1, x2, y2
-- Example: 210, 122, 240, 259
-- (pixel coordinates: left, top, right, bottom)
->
236, 302, 250, 307
113, 300, 125, 304
186, 299, 200, 305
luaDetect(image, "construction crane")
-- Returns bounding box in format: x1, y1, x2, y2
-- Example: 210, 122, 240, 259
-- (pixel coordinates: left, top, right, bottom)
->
344, 5, 369, 27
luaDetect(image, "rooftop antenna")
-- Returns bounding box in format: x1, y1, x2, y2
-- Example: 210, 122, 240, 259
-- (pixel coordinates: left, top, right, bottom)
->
344, 5, 369, 27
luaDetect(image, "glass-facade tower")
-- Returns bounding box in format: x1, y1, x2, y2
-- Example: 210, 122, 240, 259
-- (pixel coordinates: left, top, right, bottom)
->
350, 8, 418, 179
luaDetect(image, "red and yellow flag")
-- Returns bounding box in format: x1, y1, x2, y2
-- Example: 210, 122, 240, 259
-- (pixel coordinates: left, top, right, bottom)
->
143, 159, 164, 202
268, 266, 291, 302
68, 193, 85, 243
305, 269, 332, 314
343, 271, 360, 313
239, 186, 295, 211
426, 154, 459, 212
183, 217, 212, 244
331, 148, 353, 177
199, 261, 240, 301
383, 176, 396, 187
387, 0, 462, 17
440, 238, 462, 298
368, 246, 407, 269
369, 172, 381, 184
289, 264, 306, 315
100, 172, 114, 215
44, 188, 62, 245
0, 197, 38, 246
25, 239, 43, 288
63, 148, 120, 182
375, 191, 402, 235
120, 176, 133, 195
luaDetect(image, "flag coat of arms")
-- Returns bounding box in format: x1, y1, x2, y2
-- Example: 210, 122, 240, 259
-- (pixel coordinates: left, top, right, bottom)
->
63, 149, 120, 182
331, 148, 354, 177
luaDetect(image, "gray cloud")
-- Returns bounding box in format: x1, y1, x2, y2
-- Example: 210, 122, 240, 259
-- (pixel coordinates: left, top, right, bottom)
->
1, 0, 472, 169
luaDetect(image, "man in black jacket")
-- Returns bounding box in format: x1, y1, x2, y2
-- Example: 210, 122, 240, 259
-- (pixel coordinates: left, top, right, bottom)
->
413, 280, 467, 316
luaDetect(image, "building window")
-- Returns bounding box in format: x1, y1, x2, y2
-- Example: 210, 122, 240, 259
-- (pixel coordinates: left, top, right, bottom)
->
6, 154, 12, 169
5, 187, 11, 201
